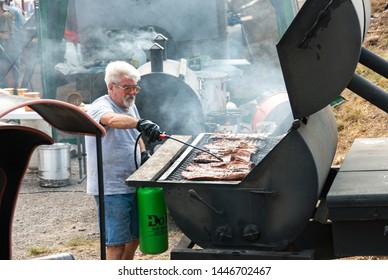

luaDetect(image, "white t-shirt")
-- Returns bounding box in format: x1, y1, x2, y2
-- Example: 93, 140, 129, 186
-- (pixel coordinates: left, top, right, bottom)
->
85, 94, 141, 195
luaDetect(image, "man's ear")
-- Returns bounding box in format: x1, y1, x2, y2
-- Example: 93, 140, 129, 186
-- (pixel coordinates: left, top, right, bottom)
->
108, 82, 114, 92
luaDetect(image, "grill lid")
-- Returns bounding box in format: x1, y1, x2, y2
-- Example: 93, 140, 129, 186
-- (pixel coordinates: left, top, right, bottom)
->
276, 0, 370, 119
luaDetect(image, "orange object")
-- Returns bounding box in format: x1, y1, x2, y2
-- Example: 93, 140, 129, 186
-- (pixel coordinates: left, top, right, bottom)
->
24, 92, 40, 111
17, 88, 28, 96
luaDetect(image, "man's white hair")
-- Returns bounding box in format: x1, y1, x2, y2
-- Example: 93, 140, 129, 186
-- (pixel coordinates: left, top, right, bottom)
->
104, 61, 141, 86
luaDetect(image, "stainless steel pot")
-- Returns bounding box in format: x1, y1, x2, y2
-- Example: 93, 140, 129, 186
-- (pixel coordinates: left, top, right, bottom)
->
38, 143, 71, 187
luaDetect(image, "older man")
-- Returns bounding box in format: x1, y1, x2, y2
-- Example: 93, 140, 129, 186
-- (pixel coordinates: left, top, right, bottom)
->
85, 61, 161, 260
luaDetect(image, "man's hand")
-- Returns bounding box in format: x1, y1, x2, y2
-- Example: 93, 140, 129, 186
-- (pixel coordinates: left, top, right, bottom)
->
141, 151, 151, 165
136, 119, 161, 143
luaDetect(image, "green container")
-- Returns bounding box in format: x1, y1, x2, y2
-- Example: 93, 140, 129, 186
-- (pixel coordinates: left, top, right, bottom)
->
137, 187, 168, 254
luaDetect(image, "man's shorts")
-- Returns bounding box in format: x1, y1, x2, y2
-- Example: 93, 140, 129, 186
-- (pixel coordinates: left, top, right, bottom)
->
94, 193, 139, 246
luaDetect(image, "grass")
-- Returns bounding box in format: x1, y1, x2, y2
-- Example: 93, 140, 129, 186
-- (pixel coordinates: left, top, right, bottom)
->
333, 58, 388, 165
332, 17, 388, 165
28, 246, 49, 256
66, 237, 94, 247
26, 237, 98, 259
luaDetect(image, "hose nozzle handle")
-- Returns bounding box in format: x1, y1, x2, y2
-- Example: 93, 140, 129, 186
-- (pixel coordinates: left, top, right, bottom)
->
159, 132, 169, 140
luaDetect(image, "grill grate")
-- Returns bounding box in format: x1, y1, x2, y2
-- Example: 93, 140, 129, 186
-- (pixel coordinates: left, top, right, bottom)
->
164, 134, 280, 181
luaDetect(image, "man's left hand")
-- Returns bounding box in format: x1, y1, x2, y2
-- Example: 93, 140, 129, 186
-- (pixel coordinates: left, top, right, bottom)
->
141, 150, 151, 165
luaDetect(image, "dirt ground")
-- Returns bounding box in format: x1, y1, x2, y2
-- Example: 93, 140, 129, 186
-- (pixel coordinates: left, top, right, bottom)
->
11, 153, 184, 260
11, 161, 102, 260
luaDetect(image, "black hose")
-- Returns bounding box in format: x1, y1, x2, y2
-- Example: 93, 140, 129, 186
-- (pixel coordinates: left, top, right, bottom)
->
164, 134, 223, 162
134, 132, 143, 170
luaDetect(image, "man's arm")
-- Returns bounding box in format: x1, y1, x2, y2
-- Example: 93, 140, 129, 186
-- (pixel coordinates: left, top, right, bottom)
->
100, 112, 139, 129
139, 138, 146, 153
100, 112, 146, 152
100, 112, 161, 144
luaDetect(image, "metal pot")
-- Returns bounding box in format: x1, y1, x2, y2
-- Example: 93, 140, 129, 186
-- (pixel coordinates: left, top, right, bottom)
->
195, 71, 228, 115
38, 143, 71, 187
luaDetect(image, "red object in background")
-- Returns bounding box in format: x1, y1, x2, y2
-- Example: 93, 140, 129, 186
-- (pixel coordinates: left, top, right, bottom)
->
64, 0, 79, 43
64, 29, 79, 43
251, 92, 289, 132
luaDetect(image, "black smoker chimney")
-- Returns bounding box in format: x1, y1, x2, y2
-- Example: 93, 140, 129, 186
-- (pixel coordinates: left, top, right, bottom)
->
154, 33, 168, 60
149, 43, 164, 72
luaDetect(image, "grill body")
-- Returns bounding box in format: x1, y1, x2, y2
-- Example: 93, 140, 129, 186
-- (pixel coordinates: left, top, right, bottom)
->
126, 0, 388, 256
129, 106, 337, 250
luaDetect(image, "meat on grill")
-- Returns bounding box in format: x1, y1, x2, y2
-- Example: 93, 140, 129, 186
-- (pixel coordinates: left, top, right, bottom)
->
186, 161, 254, 172
210, 131, 267, 140
181, 170, 249, 181
203, 139, 259, 149
202, 139, 259, 154
181, 132, 263, 181
181, 160, 252, 180
192, 152, 229, 163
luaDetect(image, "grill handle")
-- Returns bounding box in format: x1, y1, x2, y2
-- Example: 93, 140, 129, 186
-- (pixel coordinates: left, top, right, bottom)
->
188, 189, 223, 215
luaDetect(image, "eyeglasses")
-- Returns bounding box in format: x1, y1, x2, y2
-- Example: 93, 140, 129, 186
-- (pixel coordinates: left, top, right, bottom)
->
113, 83, 141, 94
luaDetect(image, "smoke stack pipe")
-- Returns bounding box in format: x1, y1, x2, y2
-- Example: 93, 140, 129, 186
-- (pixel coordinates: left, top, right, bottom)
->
149, 43, 164, 73
154, 34, 168, 60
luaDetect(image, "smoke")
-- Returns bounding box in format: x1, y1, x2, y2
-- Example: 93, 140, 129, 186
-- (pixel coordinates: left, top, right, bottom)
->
67, 0, 297, 134
80, 28, 157, 64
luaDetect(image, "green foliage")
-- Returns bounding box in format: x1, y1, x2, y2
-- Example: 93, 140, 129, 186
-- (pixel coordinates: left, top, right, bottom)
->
28, 246, 49, 256
66, 237, 93, 247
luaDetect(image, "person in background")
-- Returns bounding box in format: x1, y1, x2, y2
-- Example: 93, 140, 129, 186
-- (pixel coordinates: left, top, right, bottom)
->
0, 1, 13, 41
4, 0, 24, 35
4, 0, 25, 90
85, 60, 161, 260
0, 0, 15, 88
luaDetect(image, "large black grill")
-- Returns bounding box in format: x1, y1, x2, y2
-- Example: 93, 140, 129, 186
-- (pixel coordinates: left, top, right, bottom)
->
125, 0, 388, 260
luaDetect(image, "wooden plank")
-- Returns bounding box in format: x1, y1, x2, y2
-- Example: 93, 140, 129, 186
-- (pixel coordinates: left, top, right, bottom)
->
126, 135, 192, 182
